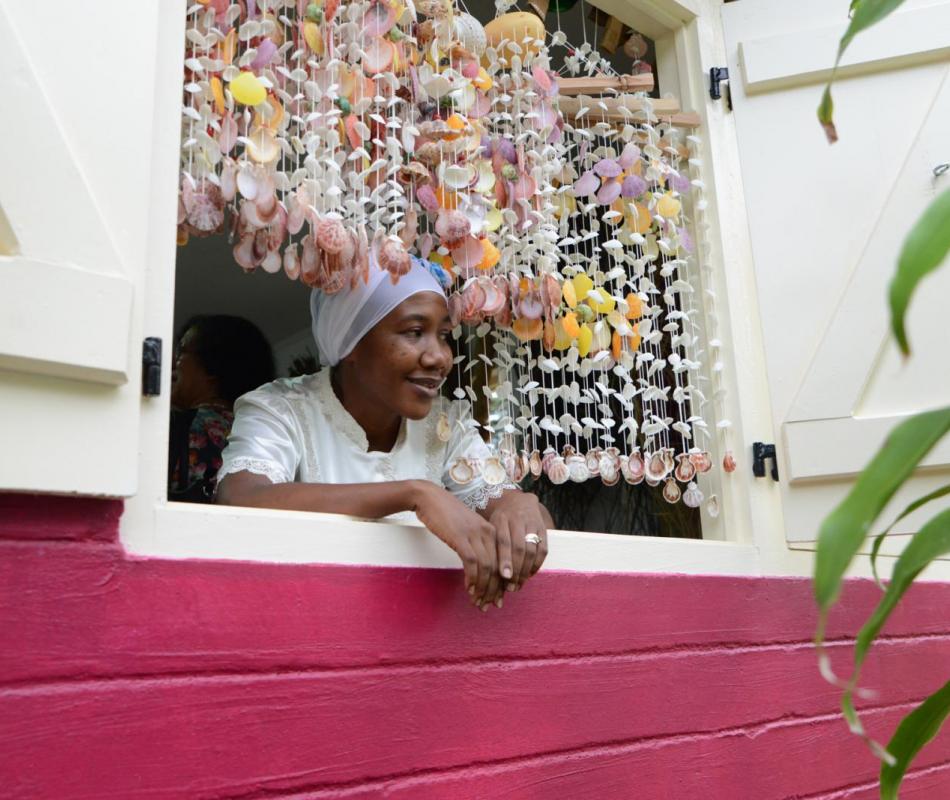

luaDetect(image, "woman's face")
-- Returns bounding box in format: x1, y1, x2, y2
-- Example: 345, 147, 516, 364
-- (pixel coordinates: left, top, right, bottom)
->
171, 327, 216, 409
344, 292, 453, 420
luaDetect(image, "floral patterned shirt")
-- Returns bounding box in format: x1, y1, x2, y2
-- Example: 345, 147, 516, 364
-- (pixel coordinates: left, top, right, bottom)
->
169, 404, 234, 501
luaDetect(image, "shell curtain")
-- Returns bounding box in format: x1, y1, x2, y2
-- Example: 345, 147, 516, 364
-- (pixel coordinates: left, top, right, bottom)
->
177, 0, 735, 516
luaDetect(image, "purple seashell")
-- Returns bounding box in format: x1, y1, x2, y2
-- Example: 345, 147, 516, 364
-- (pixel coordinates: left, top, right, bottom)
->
417, 184, 439, 212
496, 138, 516, 164
596, 179, 622, 205
480, 134, 492, 155
620, 174, 647, 198
593, 158, 622, 178
677, 226, 694, 253
547, 119, 564, 145
618, 142, 641, 170
247, 0, 257, 18
573, 170, 600, 197
251, 38, 277, 70
670, 173, 692, 194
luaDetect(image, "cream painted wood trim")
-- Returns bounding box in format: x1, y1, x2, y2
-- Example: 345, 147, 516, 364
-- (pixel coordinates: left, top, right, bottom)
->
739, 3, 950, 94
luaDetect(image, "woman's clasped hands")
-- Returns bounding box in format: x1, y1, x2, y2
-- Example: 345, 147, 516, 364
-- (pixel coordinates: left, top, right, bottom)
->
411, 482, 550, 611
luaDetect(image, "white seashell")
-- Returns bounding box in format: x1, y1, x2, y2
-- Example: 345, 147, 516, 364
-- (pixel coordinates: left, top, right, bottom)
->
600, 448, 620, 486
529, 449, 543, 478
622, 449, 645, 484
567, 454, 590, 483
437, 412, 451, 443
682, 482, 704, 509
644, 451, 667, 482
585, 448, 601, 477
482, 457, 507, 487
706, 495, 721, 518
449, 458, 475, 485
545, 455, 570, 485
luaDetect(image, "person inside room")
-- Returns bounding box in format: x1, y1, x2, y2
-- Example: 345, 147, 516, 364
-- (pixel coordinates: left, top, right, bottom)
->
215, 255, 552, 610
168, 315, 275, 503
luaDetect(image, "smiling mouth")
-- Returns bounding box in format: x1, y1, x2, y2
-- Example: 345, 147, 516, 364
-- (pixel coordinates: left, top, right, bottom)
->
407, 376, 444, 396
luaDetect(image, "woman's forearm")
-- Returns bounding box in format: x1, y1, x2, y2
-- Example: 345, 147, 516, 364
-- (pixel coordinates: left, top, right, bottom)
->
216, 472, 427, 519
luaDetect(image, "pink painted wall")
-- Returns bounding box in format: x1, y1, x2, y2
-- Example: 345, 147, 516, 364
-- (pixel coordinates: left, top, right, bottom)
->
1, 493, 949, 798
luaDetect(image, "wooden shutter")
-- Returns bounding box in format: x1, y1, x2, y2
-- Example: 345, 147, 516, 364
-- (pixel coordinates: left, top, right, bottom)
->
0, 0, 181, 496
721, 0, 950, 543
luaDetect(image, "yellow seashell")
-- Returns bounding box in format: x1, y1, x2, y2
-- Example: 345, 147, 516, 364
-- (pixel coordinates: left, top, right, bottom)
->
657, 192, 681, 218
625, 202, 652, 234
230, 71, 267, 106
221, 29, 237, 65
477, 238, 500, 270
577, 324, 593, 357
484, 206, 503, 232
210, 76, 225, 115
571, 273, 593, 305
625, 292, 643, 320
562, 279, 577, 309
553, 318, 572, 350
561, 311, 580, 339
473, 67, 493, 92
587, 288, 616, 315
303, 20, 323, 55
552, 192, 576, 220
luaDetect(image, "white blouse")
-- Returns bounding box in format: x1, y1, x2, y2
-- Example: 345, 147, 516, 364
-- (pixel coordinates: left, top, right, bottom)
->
218, 370, 515, 520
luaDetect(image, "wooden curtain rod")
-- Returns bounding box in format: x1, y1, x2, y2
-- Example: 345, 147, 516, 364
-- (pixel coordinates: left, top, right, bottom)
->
557, 74, 655, 95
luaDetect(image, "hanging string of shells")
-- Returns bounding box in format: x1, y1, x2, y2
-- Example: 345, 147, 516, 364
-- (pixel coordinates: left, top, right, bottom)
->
177, 0, 734, 513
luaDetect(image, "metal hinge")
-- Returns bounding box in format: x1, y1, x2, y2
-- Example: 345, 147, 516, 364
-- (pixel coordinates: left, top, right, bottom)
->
709, 67, 731, 109
142, 337, 162, 397
752, 442, 779, 482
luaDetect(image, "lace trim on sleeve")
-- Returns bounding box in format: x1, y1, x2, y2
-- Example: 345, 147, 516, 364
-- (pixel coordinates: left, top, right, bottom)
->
460, 482, 518, 511
217, 458, 290, 486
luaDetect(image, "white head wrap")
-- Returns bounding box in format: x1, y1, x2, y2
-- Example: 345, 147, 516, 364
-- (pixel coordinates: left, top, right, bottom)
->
310, 256, 448, 367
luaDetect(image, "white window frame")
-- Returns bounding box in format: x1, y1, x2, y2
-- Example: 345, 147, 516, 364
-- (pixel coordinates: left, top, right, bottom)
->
121, 0, 950, 583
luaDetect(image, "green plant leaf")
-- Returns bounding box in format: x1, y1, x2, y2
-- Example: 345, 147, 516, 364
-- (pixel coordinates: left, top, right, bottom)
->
889, 189, 950, 355
880, 680, 950, 799
818, 0, 908, 142
853, 508, 950, 672
870, 484, 950, 588
814, 407, 950, 611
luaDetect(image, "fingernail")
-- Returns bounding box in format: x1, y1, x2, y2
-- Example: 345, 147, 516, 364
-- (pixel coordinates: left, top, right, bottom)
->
495, 597, 503, 609
481, 603, 490, 613
502, 566, 512, 579
506, 582, 517, 592
468, 585, 475, 596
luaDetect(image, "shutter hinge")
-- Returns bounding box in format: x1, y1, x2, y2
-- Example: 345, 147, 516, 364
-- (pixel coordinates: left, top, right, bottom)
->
709, 67, 731, 109
752, 442, 779, 482
142, 337, 162, 397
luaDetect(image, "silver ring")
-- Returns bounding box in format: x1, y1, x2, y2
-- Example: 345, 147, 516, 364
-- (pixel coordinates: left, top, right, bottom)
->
524, 533, 542, 546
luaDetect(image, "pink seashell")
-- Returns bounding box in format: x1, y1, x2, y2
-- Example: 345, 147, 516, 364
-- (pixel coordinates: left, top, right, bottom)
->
585, 448, 601, 477
529, 449, 542, 478
252, 229, 269, 263
283, 243, 300, 280
461, 59, 479, 79
447, 292, 463, 327
723, 451, 737, 473
531, 64, 552, 93
300, 235, 320, 286
316, 217, 348, 254
400, 207, 419, 249
460, 280, 486, 322
623, 449, 645, 484
219, 112, 238, 154
495, 138, 516, 164
541, 273, 561, 312
674, 453, 696, 483
419, 233, 434, 260
596, 180, 622, 205
220, 158, 237, 202
507, 174, 538, 203
233, 232, 257, 273
545, 455, 569, 485
266, 203, 288, 251
662, 479, 682, 504
480, 279, 505, 316
435, 210, 471, 247
186, 184, 225, 234
379, 237, 410, 281
593, 158, 622, 178
250, 37, 278, 70
237, 167, 260, 200
624, 32, 648, 60
362, 2, 397, 37
353, 225, 370, 287
261, 248, 282, 274
573, 170, 599, 197
469, 91, 491, 119
451, 236, 485, 277
621, 174, 647, 198
645, 451, 667, 482
240, 197, 266, 229
619, 142, 641, 170
689, 451, 713, 474
416, 183, 439, 212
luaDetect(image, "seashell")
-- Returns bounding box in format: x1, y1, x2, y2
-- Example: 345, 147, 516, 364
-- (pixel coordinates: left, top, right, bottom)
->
541, 447, 557, 472
220, 158, 237, 201
572, 170, 599, 198
435, 210, 471, 247
600, 448, 620, 486
682, 482, 704, 509
706, 495, 721, 518
674, 453, 696, 483
529, 449, 542, 478
219, 112, 238, 154
316, 217, 348, 255
596, 180, 622, 206
362, 37, 396, 75
450, 235, 485, 276
567, 454, 590, 483
689, 451, 713, 474
585, 448, 601, 477
453, 12, 487, 56
662, 478, 682, 504
282, 243, 300, 280
417, 0, 450, 18
229, 70, 266, 105
362, 1, 397, 37
482, 457, 507, 487
593, 159, 622, 179
661, 448, 676, 475
185, 183, 225, 234
545, 455, 570, 485
246, 126, 280, 164
449, 458, 475, 485
416, 183, 440, 212
621, 174, 647, 198
622, 449, 645, 484
442, 163, 476, 191
436, 411, 451, 443
644, 451, 667, 482
723, 451, 737, 473
623, 32, 648, 60
379, 238, 411, 281
618, 141, 641, 170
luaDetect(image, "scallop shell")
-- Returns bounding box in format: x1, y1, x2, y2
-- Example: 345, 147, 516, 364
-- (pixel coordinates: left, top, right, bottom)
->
316, 217, 348, 255
662, 479, 682, 504
545, 455, 569, 485
723, 451, 737, 473
529, 449, 543, 478
622, 449, 645, 484
585, 448, 601, 477
436, 411, 451, 443
435, 210, 471, 247
567, 454, 590, 483
453, 11, 487, 56
706, 495, 721, 518
379, 238, 411, 279
661, 448, 676, 475
449, 458, 475, 485
690, 451, 713, 474
600, 448, 620, 486
682, 482, 704, 509
482, 457, 507, 487
644, 451, 667, 482
674, 453, 696, 483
